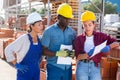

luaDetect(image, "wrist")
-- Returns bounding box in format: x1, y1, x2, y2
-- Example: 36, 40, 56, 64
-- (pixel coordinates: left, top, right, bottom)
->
11, 60, 17, 66
14, 62, 17, 65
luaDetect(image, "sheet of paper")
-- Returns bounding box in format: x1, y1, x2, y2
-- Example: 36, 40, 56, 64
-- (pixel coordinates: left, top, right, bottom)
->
57, 57, 72, 65
57, 44, 73, 65
60, 44, 72, 50
90, 40, 107, 58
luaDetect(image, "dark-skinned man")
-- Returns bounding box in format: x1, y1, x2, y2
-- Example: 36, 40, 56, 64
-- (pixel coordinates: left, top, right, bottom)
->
41, 3, 76, 80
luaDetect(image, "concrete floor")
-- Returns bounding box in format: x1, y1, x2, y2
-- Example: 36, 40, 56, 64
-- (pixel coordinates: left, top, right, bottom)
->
0, 58, 16, 80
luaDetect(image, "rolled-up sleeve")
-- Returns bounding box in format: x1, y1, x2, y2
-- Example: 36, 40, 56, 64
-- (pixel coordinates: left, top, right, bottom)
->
5, 35, 26, 62
106, 34, 117, 44
74, 37, 81, 57
101, 33, 117, 45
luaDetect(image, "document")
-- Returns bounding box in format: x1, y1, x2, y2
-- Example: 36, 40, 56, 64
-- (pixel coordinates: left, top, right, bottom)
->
60, 44, 72, 51
57, 57, 72, 65
90, 40, 107, 58
57, 44, 72, 65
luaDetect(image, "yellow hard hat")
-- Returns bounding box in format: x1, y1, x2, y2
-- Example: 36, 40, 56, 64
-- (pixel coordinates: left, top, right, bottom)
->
57, 3, 73, 18
80, 11, 96, 21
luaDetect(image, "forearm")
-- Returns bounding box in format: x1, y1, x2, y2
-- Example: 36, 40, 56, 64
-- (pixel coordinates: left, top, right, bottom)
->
42, 47, 55, 57
11, 53, 17, 65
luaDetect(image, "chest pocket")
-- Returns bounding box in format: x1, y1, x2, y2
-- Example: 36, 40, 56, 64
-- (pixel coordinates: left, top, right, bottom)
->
51, 32, 74, 45
51, 35, 62, 45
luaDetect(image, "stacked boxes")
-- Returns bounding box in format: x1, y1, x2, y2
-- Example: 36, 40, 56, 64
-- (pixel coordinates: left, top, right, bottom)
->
101, 57, 118, 80
51, 0, 79, 30
14, 17, 27, 31
0, 32, 6, 38
19, 17, 26, 30
110, 47, 120, 60
51, 1, 63, 21
0, 38, 15, 59
0, 28, 14, 59
0, 28, 14, 38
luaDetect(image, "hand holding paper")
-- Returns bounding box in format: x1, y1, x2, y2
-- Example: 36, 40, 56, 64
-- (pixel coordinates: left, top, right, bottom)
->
57, 44, 73, 65
101, 45, 110, 53
90, 40, 107, 58
56, 50, 68, 57
88, 48, 94, 56
64, 49, 75, 58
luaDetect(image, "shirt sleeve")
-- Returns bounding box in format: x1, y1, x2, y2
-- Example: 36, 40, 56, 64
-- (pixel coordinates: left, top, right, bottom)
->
74, 36, 81, 57
41, 29, 51, 47
72, 30, 77, 49
102, 33, 117, 45
5, 35, 27, 62
107, 35, 117, 45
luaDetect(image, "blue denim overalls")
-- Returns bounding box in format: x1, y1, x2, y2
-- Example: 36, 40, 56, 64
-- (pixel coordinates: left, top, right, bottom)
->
17, 34, 42, 80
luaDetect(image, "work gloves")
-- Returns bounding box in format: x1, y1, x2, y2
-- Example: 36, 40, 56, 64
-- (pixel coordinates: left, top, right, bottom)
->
88, 45, 110, 57
101, 45, 110, 53
64, 49, 75, 58
15, 63, 28, 73
56, 50, 68, 57
56, 49, 75, 58
88, 48, 94, 56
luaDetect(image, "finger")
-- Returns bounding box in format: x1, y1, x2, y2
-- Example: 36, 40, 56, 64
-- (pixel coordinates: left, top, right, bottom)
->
22, 67, 29, 73
24, 66, 29, 70
23, 69, 28, 73
23, 65, 28, 69
21, 70, 24, 74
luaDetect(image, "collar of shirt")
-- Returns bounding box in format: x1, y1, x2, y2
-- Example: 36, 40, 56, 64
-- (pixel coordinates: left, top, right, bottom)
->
54, 23, 69, 30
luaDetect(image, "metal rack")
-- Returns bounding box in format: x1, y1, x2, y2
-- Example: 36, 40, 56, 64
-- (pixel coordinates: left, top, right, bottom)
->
3, 0, 105, 34
3, 0, 44, 21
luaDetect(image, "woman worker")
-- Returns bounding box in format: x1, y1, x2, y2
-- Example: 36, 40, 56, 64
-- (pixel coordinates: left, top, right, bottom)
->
5, 12, 43, 80
75, 10, 119, 80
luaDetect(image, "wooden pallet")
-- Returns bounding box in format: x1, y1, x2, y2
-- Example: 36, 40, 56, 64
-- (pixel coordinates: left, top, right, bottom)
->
68, 0, 79, 29
51, 1, 63, 15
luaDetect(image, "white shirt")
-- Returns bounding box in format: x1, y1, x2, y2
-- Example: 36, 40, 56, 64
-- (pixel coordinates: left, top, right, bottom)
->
5, 34, 30, 63
84, 35, 95, 53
